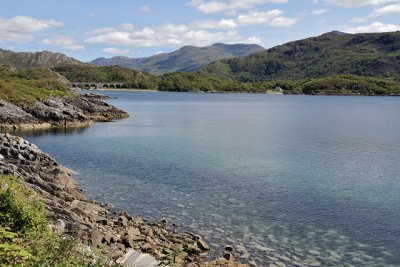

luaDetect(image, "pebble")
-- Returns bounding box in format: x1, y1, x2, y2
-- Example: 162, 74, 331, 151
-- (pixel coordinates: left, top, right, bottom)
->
275, 261, 286, 267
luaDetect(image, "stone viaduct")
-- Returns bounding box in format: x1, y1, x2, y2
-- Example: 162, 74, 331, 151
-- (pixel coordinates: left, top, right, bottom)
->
69, 82, 126, 89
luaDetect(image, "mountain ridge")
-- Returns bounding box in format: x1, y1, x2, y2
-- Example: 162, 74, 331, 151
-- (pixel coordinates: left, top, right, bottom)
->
90, 43, 265, 75
0, 48, 83, 68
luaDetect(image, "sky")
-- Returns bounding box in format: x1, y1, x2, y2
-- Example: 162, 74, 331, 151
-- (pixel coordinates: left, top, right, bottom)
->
0, 0, 400, 61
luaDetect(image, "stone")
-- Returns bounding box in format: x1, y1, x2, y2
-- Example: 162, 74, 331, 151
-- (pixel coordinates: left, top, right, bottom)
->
196, 238, 210, 250
308, 262, 322, 267
240, 253, 250, 259
275, 262, 286, 267
118, 216, 129, 227
0, 154, 4, 160
102, 232, 117, 244
223, 253, 234, 261
225, 245, 234, 252
89, 230, 104, 248
53, 219, 66, 234
122, 236, 135, 248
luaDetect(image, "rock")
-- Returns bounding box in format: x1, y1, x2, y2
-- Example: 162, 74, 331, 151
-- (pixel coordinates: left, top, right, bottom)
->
225, 245, 234, 252
89, 230, 104, 248
102, 232, 117, 244
122, 236, 135, 248
132, 217, 144, 226
308, 262, 322, 267
53, 219, 66, 234
275, 262, 286, 267
196, 238, 210, 250
240, 253, 250, 259
224, 253, 234, 261
0, 154, 4, 160
118, 215, 129, 227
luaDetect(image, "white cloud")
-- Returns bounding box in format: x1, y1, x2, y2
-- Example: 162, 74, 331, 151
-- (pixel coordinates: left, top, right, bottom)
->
85, 8, 297, 48
0, 16, 63, 43
270, 17, 298, 27
189, 9, 297, 29
311, 9, 328, 15
188, 0, 287, 14
343, 21, 400, 32
42, 35, 85, 51
86, 27, 117, 36
102, 47, 131, 54
324, 0, 397, 7
368, 3, 400, 16
86, 24, 253, 47
244, 36, 264, 45
139, 5, 151, 12
88, 13, 96, 18
237, 10, 283, 25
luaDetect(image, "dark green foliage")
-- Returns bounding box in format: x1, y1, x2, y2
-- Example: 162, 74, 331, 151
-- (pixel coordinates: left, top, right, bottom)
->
200, 31, 400, 82
296, 75, 400, 95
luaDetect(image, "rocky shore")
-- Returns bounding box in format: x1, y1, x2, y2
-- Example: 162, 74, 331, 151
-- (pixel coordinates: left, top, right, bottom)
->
0, 93, 128, 131
0, 133, 247, 266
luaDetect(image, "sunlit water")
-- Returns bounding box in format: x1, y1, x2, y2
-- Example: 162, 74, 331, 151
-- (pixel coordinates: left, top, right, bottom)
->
17, 92, 400, 266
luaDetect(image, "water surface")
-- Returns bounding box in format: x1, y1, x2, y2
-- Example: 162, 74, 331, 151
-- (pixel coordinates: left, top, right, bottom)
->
20, 92, 400, 266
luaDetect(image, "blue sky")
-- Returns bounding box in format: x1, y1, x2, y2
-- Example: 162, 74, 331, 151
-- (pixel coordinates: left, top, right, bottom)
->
0, 0, 399, 61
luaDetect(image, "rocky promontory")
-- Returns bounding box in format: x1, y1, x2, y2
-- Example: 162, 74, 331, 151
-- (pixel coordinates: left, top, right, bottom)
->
0, 133, 247, 267
0, 94, 128, 131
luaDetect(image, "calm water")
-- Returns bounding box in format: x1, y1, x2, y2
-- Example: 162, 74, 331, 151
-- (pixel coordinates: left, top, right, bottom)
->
19, 92, 400, 266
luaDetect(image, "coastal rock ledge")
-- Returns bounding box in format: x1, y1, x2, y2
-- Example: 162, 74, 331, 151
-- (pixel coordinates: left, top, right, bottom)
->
0, 133, 247, 267
0, 94, 129, 130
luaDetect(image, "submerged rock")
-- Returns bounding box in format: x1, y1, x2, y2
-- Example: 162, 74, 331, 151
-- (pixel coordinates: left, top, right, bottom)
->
0, 133, 236, 266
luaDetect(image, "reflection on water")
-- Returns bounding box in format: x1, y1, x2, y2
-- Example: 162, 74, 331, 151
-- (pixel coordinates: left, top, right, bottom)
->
18, 92, 400, 267
6, 125, 90, 137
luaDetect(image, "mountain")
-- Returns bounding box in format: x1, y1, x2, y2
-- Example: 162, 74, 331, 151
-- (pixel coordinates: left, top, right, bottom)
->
90, 43, 265, 75
0, 48, 83, 68
199, 31, 400, 82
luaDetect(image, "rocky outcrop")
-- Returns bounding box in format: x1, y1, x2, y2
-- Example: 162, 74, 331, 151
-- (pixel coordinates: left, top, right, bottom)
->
0, 133, 241, 266
0, 95, 128, 130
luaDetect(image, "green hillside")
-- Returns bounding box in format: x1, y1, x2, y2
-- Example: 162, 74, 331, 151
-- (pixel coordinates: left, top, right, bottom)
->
0, 66, 71, 105
200, 31, 400, 82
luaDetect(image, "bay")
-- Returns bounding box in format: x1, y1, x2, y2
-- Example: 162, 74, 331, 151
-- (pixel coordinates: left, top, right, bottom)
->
21, 92, 400, 266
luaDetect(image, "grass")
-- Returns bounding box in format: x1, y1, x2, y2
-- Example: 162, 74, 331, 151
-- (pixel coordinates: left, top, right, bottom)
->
0, 175, 107, 266
0, 66, 73, 106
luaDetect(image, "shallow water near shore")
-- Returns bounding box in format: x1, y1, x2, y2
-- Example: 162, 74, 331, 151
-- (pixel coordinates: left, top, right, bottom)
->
18, 92, 400, 266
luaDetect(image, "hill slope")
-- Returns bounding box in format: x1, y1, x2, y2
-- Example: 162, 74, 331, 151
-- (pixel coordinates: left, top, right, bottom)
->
199, 31, 400, 82
90, 43, 264, 75
0, 48, 83, 68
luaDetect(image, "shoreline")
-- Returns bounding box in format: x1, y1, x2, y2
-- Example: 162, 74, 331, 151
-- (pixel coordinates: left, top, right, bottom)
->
0, 132, 247, 267
87, 88, 400, 96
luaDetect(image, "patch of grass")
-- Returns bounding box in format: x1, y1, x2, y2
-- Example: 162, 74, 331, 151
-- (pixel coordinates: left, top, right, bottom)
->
0, 175, 107, 266
0, 66, 73, 106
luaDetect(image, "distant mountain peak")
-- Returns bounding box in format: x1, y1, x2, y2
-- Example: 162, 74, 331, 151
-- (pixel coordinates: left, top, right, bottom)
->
90, 43, 265, 75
